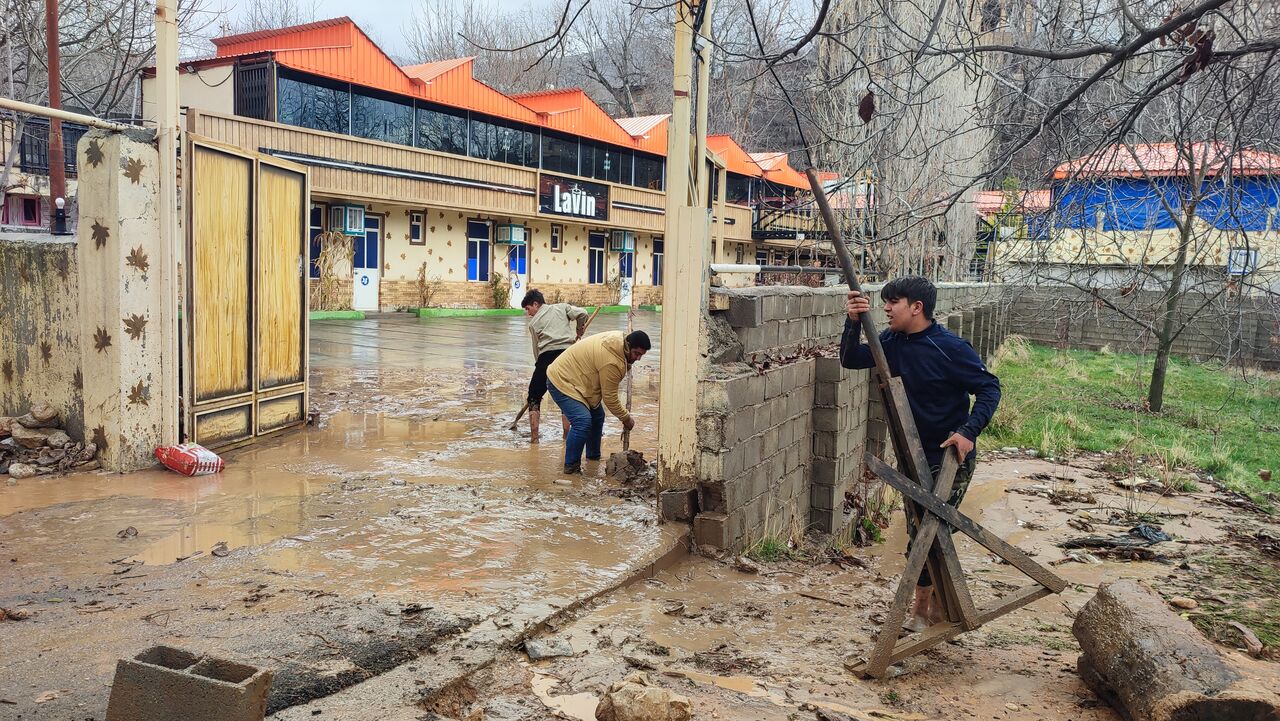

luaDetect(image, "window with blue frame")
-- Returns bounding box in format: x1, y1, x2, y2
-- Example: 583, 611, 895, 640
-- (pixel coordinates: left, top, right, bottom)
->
467, 221, 490, 282
417, 105, 469, 155
356, 216, 380, 270
351, 91, 413, 146
309, 203, 325, 278
588, 234, 606, 284
508, 242, 527, 275
277, 73, 350, 134
410, 212, 424, 245
652, 238, 664, 285
618, 250, 634, 281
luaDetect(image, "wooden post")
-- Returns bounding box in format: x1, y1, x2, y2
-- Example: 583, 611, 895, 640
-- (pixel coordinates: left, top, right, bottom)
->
155, 0, 180, 445
656, 0, 711, 497
44, 0, 65, 222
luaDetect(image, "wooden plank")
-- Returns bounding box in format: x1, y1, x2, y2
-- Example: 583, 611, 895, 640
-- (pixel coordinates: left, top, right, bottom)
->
255, 163, 306, 390
867, 454, 1069, 593
863, 452, 962, 678
847, 586, 1053, 676
191, 144, 253, 403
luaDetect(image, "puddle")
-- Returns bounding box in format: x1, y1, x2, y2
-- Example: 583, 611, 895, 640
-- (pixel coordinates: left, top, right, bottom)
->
530, 670, 599, 721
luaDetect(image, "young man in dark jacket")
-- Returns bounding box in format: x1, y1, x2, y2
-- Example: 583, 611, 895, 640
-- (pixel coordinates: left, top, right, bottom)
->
840, 276, 1001, 631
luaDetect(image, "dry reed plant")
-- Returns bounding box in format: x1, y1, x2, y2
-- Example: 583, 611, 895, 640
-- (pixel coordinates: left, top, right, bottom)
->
314, 231, 354, 311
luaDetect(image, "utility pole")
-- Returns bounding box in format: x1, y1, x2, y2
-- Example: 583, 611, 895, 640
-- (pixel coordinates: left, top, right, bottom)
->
155, 0, 181, 445
656, 0, 713, 501
45, 0, 67, 234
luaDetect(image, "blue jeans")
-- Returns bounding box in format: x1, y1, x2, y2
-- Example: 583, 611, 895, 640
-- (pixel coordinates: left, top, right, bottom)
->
547, 380, 604, 467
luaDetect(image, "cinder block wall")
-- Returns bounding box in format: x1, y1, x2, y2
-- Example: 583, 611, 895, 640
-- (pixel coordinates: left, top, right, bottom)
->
1004, 286, 1280, 368
693, 283, 1007, 552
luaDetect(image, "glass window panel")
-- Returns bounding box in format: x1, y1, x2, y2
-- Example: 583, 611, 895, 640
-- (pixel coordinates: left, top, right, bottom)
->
277, 75, 349, 134
652, 239, 664, 285
633, 153, 664, 190
469, 118, 491, 160
351, 91, 413, 145
541, 134, 578, 175
416, 106, 468, 155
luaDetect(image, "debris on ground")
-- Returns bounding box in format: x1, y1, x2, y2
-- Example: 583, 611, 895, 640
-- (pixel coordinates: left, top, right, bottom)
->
594, 672, 692, 721
154, 443, 225, 476
2, 403, 97, 480
606, 449, 650, 483
1, 607, 33, 621
524, 638, 574, 661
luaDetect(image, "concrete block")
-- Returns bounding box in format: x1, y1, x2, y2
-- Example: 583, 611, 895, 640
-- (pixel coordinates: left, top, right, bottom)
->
814, 383, 843, 408
660, 488, 699, 522
696, 413, 726, 450
798, 294, 814, 318
105, 646, 272, 721
813, 406, 840, 432
694, 512, 730, 549
788, 389, 812, 419
726, 294, 764, 328
765, 366, 783, 400
726, 374, 765, 409
811, 482, 835, 511
697, 481, 725, 514
815, 356, 845, 383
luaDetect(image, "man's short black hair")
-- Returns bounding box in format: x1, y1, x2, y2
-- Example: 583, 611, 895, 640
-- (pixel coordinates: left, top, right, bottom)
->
520, 289, 545, 308
881, 275, 937, 319
625, 330, 651, 350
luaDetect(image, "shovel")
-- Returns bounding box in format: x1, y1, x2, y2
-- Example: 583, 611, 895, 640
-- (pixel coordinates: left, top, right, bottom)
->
508, 305, 605, 431
609, 299, 637, 476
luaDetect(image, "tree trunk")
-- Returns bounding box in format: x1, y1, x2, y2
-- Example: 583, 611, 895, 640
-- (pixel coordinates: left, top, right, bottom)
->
1148, 206, 1195, 412
1073, 580, 1280, 721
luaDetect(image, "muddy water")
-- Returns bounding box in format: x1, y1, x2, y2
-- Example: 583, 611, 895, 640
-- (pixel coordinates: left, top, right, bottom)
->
2, 314, 668, 602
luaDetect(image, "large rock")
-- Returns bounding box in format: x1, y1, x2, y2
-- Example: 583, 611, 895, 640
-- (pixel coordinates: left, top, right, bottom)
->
0, 417, 14, 439
28, 403, 58, 424
47, 430, 72, 449
595, 672, 691, 721
11, 424, 55, 449
8, 463, 39, 479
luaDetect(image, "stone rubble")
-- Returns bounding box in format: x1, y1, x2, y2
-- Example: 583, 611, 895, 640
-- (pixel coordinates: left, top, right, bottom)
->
1, 403, 98, 480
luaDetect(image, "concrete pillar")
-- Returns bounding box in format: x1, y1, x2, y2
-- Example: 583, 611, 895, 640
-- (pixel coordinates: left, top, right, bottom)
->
77, 129, 178, 471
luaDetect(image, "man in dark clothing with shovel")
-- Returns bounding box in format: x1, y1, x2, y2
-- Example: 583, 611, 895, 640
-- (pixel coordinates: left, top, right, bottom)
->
840, 276, 1001, 631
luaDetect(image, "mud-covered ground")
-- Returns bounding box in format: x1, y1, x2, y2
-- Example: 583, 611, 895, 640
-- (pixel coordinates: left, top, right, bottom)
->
444, 455, 1280, 721
0, 314, 675, 720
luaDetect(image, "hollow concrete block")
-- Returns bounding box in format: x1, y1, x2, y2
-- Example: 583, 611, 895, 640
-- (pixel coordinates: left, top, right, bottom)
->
105, 646, 271, 721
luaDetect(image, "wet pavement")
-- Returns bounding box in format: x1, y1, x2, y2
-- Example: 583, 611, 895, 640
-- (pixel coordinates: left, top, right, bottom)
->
0, 312, 679, 718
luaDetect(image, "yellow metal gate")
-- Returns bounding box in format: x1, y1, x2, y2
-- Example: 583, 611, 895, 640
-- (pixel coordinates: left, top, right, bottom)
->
184, 138, 309, 448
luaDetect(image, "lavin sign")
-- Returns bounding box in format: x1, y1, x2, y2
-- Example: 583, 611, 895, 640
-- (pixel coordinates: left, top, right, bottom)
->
538, 174, 609, 221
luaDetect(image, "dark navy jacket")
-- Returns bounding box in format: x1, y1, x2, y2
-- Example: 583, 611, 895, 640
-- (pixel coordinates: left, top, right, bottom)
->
839, 319, 1001, 467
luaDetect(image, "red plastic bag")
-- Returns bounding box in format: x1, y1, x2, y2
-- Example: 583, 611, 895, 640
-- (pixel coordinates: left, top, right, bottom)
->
155, 443, 225, 476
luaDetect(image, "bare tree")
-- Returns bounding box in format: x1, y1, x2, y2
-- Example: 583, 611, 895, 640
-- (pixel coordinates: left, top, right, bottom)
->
401, 0, 566, 94
222, 0, 320, 36
1, 0, 220, 194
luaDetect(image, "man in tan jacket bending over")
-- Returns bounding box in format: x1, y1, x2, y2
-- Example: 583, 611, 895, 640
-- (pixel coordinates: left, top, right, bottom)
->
546, 330, 651, 475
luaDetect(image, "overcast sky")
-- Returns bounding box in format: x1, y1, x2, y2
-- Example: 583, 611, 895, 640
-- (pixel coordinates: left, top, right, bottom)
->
218, 0, 556, 60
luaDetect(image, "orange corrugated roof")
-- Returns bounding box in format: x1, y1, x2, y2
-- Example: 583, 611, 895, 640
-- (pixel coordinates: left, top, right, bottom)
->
192, 17, 827, 175
512, 88, 639, 148
708, 135, 763, 177
749, 152, 809, 189
211, 17, 354, 53
1053, 141, 1280, 179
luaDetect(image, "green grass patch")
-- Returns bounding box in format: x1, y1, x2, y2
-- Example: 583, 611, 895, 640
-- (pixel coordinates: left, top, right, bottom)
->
309, 310, 364, 320
986, 339, 1280, 500
745, 536, 792, 563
